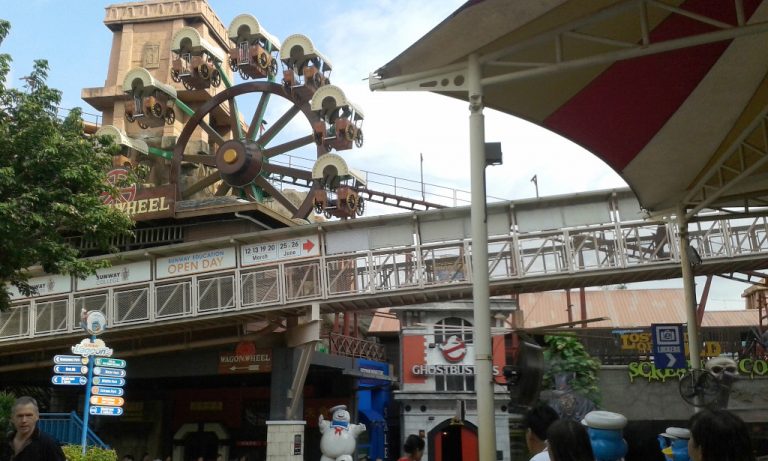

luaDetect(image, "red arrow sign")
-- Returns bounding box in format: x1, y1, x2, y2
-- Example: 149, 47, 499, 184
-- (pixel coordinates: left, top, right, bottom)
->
302, 240, 314, 252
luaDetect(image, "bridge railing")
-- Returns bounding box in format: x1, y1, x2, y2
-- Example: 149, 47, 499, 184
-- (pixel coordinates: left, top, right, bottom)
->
2, 204, 768, 343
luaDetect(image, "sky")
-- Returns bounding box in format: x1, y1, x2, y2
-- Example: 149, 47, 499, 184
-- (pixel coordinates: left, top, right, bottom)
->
0, 0, 754, 310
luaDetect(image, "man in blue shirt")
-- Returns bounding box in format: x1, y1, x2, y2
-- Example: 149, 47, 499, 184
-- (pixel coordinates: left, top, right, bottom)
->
1, 396, 65, 461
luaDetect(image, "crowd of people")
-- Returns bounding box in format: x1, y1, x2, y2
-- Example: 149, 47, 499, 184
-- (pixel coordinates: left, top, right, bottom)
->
0, 394, 759, 461
522, 402, 756, 461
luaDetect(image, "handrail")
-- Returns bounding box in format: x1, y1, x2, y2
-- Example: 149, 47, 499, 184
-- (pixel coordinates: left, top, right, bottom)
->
39, 411, 109, 449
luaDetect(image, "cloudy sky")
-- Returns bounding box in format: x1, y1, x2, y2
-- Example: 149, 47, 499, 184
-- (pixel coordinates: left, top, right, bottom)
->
0, 0, 752, 309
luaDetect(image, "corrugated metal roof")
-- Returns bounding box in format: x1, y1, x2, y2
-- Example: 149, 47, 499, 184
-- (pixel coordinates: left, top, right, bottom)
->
369, 308, 399, 334
367, 289, 760, 333
521, 289, 758, 329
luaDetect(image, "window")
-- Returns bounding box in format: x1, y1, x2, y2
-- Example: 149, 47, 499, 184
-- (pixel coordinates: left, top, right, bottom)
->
434, 317, 474, 392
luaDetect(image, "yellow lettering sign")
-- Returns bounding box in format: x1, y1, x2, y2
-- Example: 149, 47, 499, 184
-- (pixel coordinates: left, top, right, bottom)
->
619, 332, 721, 357
628, 358, 768, 382
109, 197, 171, 216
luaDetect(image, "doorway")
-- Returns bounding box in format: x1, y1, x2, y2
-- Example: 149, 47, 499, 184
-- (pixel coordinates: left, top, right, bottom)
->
428, 419, 478, 461
173, 422, 229, 461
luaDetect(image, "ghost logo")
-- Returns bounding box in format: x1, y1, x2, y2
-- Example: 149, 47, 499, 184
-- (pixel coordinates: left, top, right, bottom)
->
439, 335, 467, 363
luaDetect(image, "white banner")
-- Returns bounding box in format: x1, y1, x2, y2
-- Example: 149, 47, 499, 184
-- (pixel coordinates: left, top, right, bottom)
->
77, 261, 152, 291
9, 274, 72, 300
156, 247, 236, 279
241, 236, 320, 266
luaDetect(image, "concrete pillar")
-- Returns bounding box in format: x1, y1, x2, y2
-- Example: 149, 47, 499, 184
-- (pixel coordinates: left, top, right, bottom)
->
269, 347, 301, 420
266, 421, 306, 461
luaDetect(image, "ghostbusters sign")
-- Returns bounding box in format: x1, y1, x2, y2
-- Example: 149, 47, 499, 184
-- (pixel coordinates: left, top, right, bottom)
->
439, 335, 467, 362
411, 334, 501, 376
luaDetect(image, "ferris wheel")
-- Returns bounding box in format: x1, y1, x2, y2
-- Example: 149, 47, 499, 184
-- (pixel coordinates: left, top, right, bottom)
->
105, 14, 368, 221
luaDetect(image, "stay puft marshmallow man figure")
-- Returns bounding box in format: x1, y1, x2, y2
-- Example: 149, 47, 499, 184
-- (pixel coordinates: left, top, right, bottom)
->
319, 404, 366, 461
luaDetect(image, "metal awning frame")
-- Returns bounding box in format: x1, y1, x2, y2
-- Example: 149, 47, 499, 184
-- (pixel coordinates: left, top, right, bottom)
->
371, 1, 768, 94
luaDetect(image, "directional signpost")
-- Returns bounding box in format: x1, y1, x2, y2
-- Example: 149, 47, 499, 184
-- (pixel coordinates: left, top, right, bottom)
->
54, 355, 88, 365
51, 375, 87, 386
89, 406, 124, 416
92, 386, 124, 397
54, 365, 89, 375
651, 323, 687, 370
50, 310, 127, 455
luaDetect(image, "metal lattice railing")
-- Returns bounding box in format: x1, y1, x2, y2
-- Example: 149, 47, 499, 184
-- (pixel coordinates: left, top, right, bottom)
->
328, 333, 385, 361
3, 203, 768, 343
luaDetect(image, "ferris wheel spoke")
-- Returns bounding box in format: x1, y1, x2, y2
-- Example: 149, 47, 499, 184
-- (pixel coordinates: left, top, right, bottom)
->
246, 92, 271, 141
182, 170, 221, 199
197, 119, 227, 146
295, 181, 322, 218
182, 154, 217, 167
262, 135, 315, 159
257, 105, 300, 147
263, 164, 313, 181
227, 98, 244, 140
215, 183, 231, 196
254, 177, 299, 215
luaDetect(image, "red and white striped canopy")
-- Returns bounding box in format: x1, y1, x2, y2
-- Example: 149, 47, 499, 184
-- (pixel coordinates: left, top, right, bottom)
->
372, 0, 768, 217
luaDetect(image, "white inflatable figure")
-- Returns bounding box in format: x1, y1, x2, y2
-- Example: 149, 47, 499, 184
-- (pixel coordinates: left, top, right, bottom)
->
319, 404, 366, 461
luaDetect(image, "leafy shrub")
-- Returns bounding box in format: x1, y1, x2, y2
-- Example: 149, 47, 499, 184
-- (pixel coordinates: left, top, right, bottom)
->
62, 445, 117, 461
0, 391, 14, 434
543, 334, 602, 406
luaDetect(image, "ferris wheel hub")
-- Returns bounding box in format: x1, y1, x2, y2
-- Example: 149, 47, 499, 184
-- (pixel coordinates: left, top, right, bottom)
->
223, 148, 238, 164
215, 139, 264, 187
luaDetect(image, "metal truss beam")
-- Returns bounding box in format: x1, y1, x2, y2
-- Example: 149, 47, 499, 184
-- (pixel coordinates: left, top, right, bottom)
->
684, 105, 768, 220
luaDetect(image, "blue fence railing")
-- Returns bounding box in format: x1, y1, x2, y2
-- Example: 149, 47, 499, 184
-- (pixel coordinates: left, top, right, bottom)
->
39, 412, 109, 449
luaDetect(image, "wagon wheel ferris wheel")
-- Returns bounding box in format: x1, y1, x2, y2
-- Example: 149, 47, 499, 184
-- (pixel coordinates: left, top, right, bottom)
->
171, 81, 326, 218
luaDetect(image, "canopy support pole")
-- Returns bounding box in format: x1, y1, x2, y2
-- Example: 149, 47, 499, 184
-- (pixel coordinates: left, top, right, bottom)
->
678, 205, 702, 410
468, 52, 497, 461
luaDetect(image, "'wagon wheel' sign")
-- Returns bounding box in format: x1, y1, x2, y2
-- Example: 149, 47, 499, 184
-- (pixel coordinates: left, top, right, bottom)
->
101, 168, 137, 205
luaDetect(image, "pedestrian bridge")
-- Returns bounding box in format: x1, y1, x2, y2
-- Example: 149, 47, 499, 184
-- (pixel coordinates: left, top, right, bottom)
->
2, 188, 767, 354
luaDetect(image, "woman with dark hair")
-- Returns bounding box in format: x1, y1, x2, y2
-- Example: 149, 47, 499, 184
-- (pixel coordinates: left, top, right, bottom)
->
546, 419, 595, 461
398, 434, 425, 461
688, 409, 755, 461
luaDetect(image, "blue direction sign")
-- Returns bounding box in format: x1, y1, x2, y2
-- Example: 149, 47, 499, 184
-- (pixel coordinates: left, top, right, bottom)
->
93, 377, 125, 387
93, 366, 126, 378
54, 355, 88, 365
94, 357, 126, 368
89, 406, 123, 416
53, 365, 88, 375
52, 375, 87, 386
651, 323, 687, 369
91, 386, 124, 397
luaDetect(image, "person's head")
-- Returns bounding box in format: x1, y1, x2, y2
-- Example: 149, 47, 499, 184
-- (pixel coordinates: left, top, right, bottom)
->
403, 434, 425, 460
546, 419, 594, 461
11, 396, 40, 437
122, 456, 135, 461
524, 402, 559, 452
688, 409, 755, 461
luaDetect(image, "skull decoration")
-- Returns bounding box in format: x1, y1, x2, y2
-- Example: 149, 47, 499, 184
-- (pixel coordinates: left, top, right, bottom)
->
704, 356, 738, 409
705, 357, 738, 382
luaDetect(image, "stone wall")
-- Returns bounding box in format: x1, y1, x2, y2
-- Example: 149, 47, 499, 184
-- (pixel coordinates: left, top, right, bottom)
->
599, 365, 768, 422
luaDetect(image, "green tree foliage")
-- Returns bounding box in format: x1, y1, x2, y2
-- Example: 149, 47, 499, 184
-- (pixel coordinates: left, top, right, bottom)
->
0, 20, 134, 311
543, 334, 602, 406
